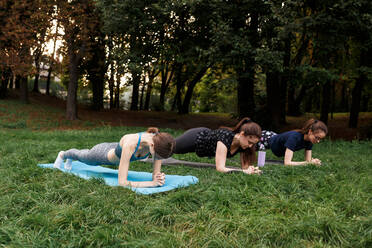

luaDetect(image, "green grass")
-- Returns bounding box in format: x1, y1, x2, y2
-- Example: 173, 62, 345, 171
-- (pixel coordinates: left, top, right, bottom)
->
0, 128, 371, 247
0, 99, 371, 247
0, 99, 99, 130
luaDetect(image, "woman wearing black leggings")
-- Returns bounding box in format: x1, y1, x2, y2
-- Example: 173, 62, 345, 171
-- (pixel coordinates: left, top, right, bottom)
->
174, 118, 262, 174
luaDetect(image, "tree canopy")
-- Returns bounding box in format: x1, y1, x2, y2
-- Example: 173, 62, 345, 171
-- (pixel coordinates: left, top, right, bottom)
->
0, 0, 371, 128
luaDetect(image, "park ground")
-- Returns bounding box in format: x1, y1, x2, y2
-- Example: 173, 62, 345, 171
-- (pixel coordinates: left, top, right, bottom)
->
2, 90, 372, 140
0, 92, 371, 247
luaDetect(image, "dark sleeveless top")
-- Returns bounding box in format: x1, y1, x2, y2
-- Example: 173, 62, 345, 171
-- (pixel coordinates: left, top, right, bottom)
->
195, 128, 242, 158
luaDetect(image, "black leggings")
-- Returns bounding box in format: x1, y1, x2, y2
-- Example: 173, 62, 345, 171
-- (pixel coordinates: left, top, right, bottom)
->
174, 127, 210, 154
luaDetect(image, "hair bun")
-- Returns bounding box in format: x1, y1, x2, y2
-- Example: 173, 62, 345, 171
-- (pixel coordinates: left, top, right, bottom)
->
147, 127, 159, 134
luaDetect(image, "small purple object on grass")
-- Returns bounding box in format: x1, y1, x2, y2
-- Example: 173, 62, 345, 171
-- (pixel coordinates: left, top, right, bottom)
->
257, 151, 266, 167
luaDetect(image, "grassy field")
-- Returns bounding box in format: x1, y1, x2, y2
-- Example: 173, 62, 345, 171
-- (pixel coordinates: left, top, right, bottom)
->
0, 99, 371, 247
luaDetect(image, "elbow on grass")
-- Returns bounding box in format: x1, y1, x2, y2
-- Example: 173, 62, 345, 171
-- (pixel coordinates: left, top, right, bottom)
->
216, 167, 228, 173
119, 181, 130, 187
284, 161, 291, 166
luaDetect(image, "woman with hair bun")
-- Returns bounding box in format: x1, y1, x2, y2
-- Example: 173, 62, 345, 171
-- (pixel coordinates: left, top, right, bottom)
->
53, 127, 176, 188
174, 117, 262, 174
257, 119, 328, 166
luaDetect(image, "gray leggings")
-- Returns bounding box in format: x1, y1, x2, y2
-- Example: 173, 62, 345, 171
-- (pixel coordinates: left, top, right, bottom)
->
174, 127, 210, 154
62, 142, 119, 165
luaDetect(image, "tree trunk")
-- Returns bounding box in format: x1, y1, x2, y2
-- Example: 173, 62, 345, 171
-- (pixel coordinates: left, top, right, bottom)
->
174, 65, 184, 113
15, 75, 21, 89
236, 11, 258, 119
8, 73, 14, 89
171, 93, 178, 112
280, 79, 288, 123
20, 76, 29, 103
280, 37, 291, 124
66, 47, 79, 120
114, 73, 120, 109
180, 67, 208, 114
349, 75, 364, 128
46, 68, 52, 95
330, 81, 335, 119
340, 83, 348, 112
86, 35, 106, 111
144, 76, 153, 111
90, 73, 104, 111
0, 78, 8, 99
266, 71, 281, 130
139, 79, 145, 110
33, 73, 40, 93
361, 93, 369, 112
320, 81, 331, 125
144, 68, 159, 111
108, 42, 115, 109
172, 66, 183, 112
0, 69, 10, 98
287, 86, 301, 116
237, 65, 255, 119
349, 50, 371, 128
159, 79, 167, 111
33, 49, 41, 93
304, 87, 314, 112
287, 84, 306, 116
109, 67, 115, 109
130, 72, 141, 111
159, 64, 174, 111
46, 21, 59, 96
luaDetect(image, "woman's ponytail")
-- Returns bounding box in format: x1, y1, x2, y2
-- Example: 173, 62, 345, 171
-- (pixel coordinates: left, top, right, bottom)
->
294, 119, 328, 135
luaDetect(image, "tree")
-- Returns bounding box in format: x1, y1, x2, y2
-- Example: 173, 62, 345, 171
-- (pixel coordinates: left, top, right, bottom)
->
209, 0, 271, 119
257, 0, 294, 129
143, 64, 160, 111
1, 0, 53, 102
82, 6, 107, 111
45, 18, 61, 96
57, 0, 101, 120
96, 0, 159, 111
347, 0, 372, 128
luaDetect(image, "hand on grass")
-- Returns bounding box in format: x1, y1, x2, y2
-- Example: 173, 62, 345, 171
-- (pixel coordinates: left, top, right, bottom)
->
153, 172, 165, 186
310, 158, 321, 166
242, 166, 261, 175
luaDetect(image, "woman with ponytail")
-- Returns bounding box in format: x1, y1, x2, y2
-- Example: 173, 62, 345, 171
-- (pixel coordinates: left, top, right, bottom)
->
174, 117, 262, 174
53, 127, 176, 188
257, 119, 328, 166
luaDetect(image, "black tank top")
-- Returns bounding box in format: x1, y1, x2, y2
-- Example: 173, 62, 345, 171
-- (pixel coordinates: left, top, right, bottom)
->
195, 128, 241, 158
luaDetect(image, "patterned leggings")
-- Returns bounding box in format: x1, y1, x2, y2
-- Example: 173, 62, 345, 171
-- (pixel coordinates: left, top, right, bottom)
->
62, 142, 118, 165
256, 130, 277, 151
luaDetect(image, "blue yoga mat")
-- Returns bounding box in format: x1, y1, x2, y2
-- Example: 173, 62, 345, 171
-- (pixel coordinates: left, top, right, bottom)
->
38, 161, 198, 195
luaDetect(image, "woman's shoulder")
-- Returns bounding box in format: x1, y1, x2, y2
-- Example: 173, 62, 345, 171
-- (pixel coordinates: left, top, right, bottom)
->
120, 133, 141, 145
215, 128, 235, 134
274, 131, 302, 141
213, 128, 235, 143
122, 132, 138, 139
279, 130, 301, 136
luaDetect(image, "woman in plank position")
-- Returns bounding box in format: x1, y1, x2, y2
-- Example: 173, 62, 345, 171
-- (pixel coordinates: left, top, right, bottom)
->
256, 119, 328, 166
174, 117, 262, 174
53, 127, 175, 188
